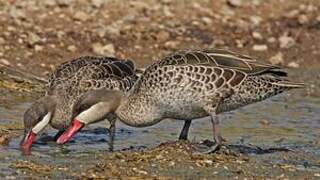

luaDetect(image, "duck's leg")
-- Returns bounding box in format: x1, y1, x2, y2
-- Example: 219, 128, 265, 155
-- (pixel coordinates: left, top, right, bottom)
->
179, 120, 192, 140
106, 115, 117, 151
108, 119, 116, 151
200, 113, 224, 153
193, 113, 225, 154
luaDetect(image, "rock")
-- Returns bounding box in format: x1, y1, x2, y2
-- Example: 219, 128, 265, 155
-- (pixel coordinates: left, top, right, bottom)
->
201, 17, 212, 25
221, 6, 235, 16
161, 0, 172, 4
67, 45, 77, 52
163, 6, 173, 17
18, 38, 23, 44
0, 59, 11, 66
267, 37, 276, 43
227, 0, 242, 7
34, 45, 44, 52
285, 10, 299, 18
236, 39, 244, 48
0, 37, 5, 45
250, 15, 263, 26
28, 32, 41, 46
73, 11, 90, 21
252, 44, 268, 51
298, 14, 309, 25
252, 31, 263, 40
279, 34, 295, 49
9, 7, 26, 20
56, 0, 72, 7
157, 31, 170, 42
252, 0, 262, 6
269, 52, 284, 65
43, 0, 57, 7
287, 61, 300, 68
260, 119, 270, 126
0, 135, 10, 145
92, 43, 115, 56
164, 41, 179, 49
91, 0, 105, 8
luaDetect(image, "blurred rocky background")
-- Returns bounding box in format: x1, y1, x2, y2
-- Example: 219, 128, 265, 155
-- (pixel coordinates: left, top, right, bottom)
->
0, 0, 319, 78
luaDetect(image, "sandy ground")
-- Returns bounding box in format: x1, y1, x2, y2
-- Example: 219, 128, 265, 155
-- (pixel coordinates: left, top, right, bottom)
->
1, 0, 320, 179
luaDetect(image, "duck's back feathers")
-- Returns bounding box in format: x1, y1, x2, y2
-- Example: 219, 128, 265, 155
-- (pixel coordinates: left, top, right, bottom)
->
47, 56, 136, 91
158, 49, 282, 75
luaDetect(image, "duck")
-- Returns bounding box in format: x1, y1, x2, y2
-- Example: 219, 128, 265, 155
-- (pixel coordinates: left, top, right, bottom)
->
20, 56, 139, 153
57, 49, 303, 153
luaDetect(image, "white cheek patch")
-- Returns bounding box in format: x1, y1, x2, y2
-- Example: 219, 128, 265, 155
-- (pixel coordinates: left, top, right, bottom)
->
76, 102, 107, 124
32, 112, 52, 134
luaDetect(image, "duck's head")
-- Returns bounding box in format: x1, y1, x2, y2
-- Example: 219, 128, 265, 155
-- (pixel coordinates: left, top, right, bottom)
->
56, 89, 123, 144
21, 96, 56, 153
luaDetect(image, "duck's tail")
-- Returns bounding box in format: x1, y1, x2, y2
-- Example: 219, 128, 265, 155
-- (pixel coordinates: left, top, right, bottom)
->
271, 81, 305, 89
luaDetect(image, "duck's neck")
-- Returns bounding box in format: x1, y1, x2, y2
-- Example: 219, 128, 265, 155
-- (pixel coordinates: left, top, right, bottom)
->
116, 93, 163, 127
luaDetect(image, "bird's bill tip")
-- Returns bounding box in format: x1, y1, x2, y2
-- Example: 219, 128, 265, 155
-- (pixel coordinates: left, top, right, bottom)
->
20, 131, 36, 154
56, 119, 84, 144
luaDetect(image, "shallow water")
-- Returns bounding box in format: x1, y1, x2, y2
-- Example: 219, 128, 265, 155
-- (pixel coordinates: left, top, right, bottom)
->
0, 69, 319, 178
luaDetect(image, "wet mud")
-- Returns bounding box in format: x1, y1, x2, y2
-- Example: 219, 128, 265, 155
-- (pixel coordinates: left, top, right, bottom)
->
0, 69, 319, 179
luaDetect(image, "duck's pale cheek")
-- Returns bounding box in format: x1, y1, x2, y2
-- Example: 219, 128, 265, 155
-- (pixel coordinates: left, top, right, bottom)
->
32, 112, 52, 134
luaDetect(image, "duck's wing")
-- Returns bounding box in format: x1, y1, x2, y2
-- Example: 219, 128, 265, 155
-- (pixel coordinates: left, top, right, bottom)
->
47, 56, 134, 90
157, 49, 284, 76
47, 57, 138, 96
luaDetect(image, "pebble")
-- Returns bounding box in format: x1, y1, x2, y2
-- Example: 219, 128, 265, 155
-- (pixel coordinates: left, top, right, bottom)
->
157, 31, 170, 42
43, 0, 56, 7
287, 61, 300, 68
28, 32, 41, 45
34, 45, 44, 52
286, 9, 300, 18
0, 37, 5, 45
227, 0, 242, 7
0, 59, 11, 66
0, 135, 10, 145
92, 43, 115, 56
252, 31, 263, 40
298, 14, 308, 25
56, 0, 71, 7
73, 11, 90, 21
163, 6, 173, 17
260, 119, 270, 126
250, 15, 263, 26
164, 41, 179, 49
201, 17, 213, 25
269, 52, 284, 65
267, 37, 276, 43
279, 34, 295, 49
91, 0, 105, 8
252, 44, 268, 51
67, 45, 77, 52
9, 7, 26, 19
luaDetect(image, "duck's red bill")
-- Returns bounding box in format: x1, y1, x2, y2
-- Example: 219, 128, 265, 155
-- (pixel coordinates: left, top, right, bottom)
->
21, 131, 36, 155
56, 119, 84, 144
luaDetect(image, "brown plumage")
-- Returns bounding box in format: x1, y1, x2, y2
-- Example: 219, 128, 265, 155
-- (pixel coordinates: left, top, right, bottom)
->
21, 56, 138, 153
59, 49, 303, 153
